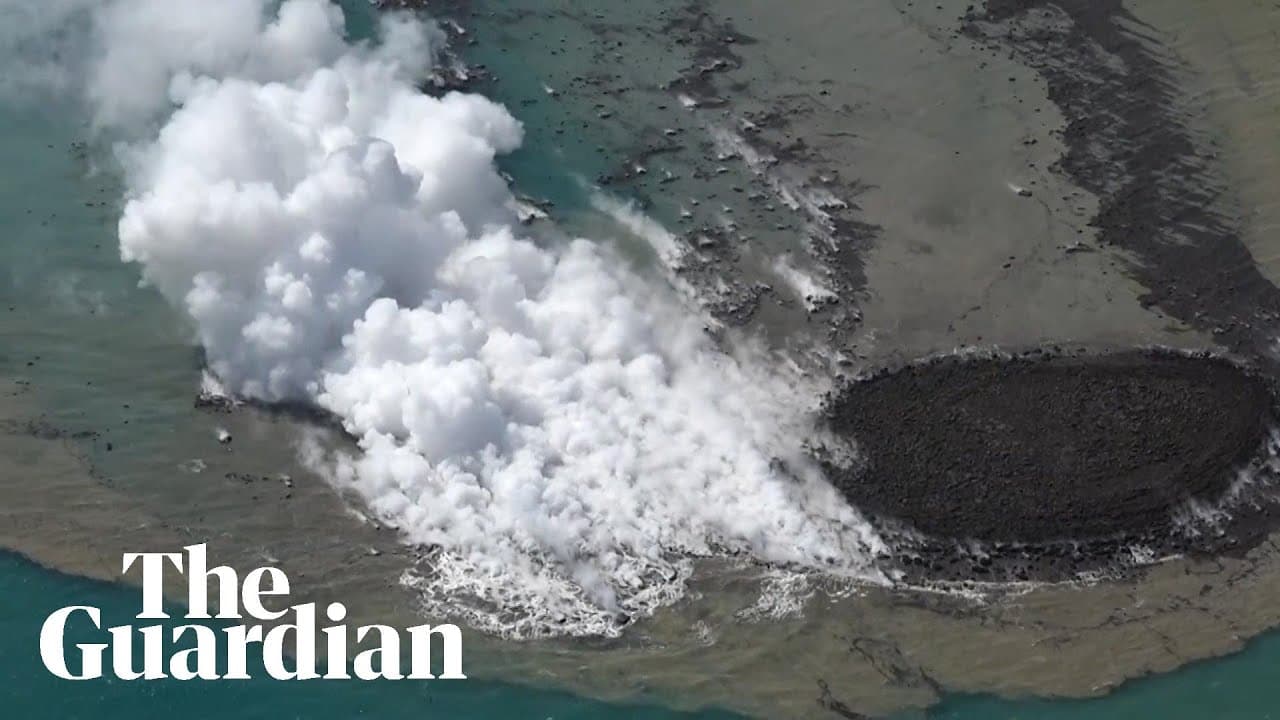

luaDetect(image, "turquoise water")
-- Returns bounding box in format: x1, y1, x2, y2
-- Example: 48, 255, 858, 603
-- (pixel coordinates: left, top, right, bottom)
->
0, 552, 737, 719
931, 643, 1280, 720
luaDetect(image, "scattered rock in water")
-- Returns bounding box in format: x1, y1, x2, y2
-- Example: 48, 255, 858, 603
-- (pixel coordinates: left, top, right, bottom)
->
194, 391, 236, 413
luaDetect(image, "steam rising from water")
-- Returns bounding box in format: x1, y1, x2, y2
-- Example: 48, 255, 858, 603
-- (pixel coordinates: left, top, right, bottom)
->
75, 0, 885, 636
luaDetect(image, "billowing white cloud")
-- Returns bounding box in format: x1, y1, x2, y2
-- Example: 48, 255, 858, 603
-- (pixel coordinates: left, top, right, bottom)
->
96, 0, 885, 636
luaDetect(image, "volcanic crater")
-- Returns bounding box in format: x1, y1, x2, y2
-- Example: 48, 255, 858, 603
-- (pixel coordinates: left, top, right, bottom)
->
824, 348, 1280, 581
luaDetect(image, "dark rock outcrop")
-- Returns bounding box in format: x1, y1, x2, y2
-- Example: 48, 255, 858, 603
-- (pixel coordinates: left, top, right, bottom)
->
824, 349, 1280, 582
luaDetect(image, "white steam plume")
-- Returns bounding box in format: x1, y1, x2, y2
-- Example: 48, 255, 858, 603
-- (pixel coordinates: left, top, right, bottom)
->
93, 0, 885, 637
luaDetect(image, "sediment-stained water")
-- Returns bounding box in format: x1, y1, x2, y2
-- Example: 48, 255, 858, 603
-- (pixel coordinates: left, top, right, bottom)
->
4, 1, 1280, 719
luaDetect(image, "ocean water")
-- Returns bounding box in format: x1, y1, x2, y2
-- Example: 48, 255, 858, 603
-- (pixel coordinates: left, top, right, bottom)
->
0, 551, 736, 720
2, 1, 1280, 718
10, 544, 1280, 720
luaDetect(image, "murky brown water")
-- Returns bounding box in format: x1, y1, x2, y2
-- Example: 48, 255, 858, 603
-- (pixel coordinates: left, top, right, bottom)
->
4, 1, 1280, 718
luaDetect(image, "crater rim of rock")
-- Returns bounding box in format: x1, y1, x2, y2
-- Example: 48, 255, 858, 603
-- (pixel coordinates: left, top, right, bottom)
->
822, 346, 1278, 577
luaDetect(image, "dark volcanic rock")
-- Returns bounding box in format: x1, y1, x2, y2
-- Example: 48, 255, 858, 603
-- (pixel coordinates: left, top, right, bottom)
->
963, 1, 1280, 364
824, 350, 1276, 554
